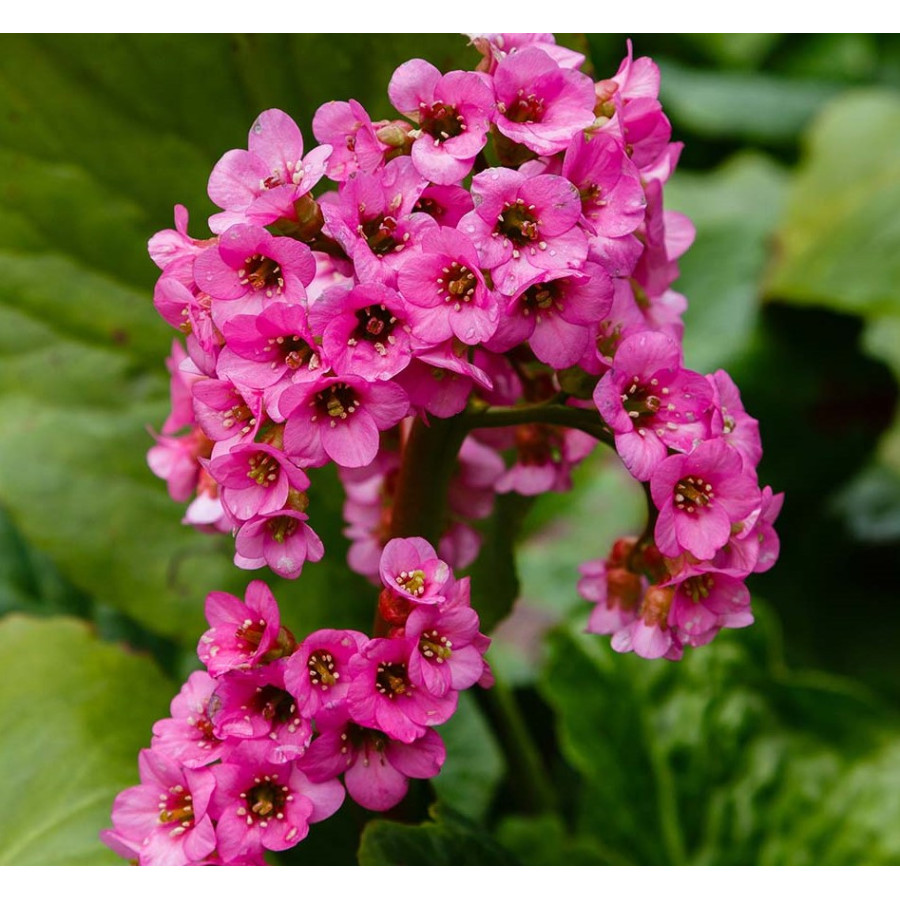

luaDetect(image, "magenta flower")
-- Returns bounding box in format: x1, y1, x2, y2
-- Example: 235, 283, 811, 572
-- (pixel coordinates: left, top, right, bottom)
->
309, 282, 415, 380
460, 168, 586, 296
594, 331, 713, 481
208, 441, 310, 523
192, 377, 263, 444
233, 509, 325, 580
320, 157, 435, 285
207, 108, 331, 232
469, 33, 585, 74
651, 439, 762, 561
493, 47, 596, 156
281, 375, 409, 469
151, 671, 223, 769
405, 603, 486, 697
667, 571, 753, 644
561, 131, 646, 240
313, 99, 388, 181
194, 223, 315, 307
283, 628, 368, 718
707, 369, 763, 469
211, 661, 312, 764
104, 749, 217, 866
398, 226, 499, 345
209, 743, 344, 862
389, 58, 494, 184
197, 581, 294, 677
347, 637, 458, 743
487, 263, 613, 369
217, 302, 323, 393
302, 713, 446, 812
379, 537, 453, 605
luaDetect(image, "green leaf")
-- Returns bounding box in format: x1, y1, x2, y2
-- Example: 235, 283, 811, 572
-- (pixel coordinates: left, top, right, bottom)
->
658, 58, 840, 144
666, 153, 788, 373
358, 803, 518, 865
767, 89, 900, 315
0, 615, 173, 864
432, 692, 504, 823
541, 620, 900, 864
0, 36, 480, 643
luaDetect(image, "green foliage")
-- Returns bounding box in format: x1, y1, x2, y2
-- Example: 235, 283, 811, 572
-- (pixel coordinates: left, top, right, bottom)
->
358, 804, 518, 865
1, 32, 899, 866
0, 615, 173, 864
541, 621, 900, 865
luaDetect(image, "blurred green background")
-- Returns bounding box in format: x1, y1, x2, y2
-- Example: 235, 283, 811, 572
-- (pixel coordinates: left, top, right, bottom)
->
1, 34, 899, 864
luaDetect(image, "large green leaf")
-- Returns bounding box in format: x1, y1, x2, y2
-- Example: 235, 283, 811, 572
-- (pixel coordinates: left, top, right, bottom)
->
767, 89, 900, 315
667, 153, 787, 373
358, 803, 518, 865
0, 615, 173, 864
0, 35, 481, 642
541, 619, 900, 864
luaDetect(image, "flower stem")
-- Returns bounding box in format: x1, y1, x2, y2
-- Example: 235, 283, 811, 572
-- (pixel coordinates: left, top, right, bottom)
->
461, 399, 615, 449
475, 678, 559, 816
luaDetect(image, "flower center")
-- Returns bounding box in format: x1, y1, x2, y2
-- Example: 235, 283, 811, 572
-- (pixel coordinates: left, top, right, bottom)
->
241, 254, 284, 294
622, 376, 662, 424
235, 617, 267, 649
640, 585, 674, 627
505, 91, 545, 124
352, 304, 398, 353
375, 661, 411, 699
314, 382, 360, 425
496, 200, 540, 247
435, 261, 478, 308
307, 650, 338, 688
395, 568, 426, 597
683, 573, 715, 603
266, 515, 300, 544
247, 451, 279, 487
267, 334, 317, 370
158, 785, 194, 830
420, 101, 465, 142
674, 476, 714, 514
419, 628, 452, 663
254, 685, 297, 724
361, 214, 401, 258
245, 778, 287, 820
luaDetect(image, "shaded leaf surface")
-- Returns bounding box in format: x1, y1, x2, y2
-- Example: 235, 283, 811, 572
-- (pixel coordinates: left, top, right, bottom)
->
0, 615, 173, 864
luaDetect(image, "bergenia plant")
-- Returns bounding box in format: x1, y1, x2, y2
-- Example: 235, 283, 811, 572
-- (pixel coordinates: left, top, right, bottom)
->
104, 32, 781, 865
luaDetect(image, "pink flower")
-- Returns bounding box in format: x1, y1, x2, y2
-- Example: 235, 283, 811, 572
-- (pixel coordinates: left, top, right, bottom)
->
493, 47, 596, 156
194, 223, 315, 307
207, 109, 331, 232
211, 661, 312, 764
389, 58, 494, 184
281, 375, 409, 469
302, 713, 446, 812
347, 637, 457, 743
233, 509, 325, 580
151, 671, 223, 769
209, 743, 343, 862
398, 226, 499, 345
651, 439, 762, 561
379, 537, 454, 606
309, 282, 415, 380
313, 99, 388, 181
283, 628, 368, 718
594, 331, 713, 481
104, 749, 217, 866
197, 581, 294, 677
460, 168, 586, 296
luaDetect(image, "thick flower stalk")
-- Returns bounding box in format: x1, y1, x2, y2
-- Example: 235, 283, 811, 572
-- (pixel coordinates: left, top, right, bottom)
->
114, 32, 782, 864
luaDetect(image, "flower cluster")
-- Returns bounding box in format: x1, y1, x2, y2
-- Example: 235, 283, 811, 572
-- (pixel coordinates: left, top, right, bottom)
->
102, 538, 491, 865
120, 32, 782, 865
